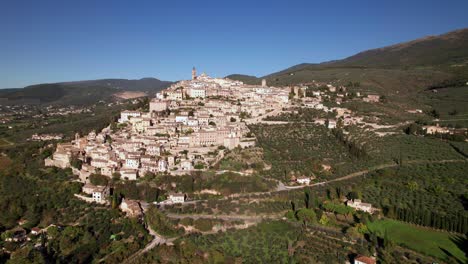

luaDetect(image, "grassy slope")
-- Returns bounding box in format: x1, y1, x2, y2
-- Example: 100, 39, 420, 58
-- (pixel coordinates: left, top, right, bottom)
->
420, 86, 468, 126
367, 219, 466, 263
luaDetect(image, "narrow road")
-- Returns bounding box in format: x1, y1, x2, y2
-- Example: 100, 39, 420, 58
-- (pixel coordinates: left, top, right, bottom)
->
123, 226, 177, 264
177, 159, 468, 204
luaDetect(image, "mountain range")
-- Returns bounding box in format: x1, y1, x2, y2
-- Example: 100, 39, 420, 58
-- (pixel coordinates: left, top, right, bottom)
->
227, 28, 468, 95
0, 78, 172, 105
1, 28, 467, 105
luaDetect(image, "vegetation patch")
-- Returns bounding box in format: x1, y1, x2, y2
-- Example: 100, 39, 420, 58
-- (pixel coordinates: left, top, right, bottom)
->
367, 219, 467, 263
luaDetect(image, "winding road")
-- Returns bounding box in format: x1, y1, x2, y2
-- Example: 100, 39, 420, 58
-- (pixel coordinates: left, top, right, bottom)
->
123, 226, 177, 264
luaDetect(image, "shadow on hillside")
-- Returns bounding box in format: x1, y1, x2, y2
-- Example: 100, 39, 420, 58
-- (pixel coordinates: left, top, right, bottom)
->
438, 234, 467, 264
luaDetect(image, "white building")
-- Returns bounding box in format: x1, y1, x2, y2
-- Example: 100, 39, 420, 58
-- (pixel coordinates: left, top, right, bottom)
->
82, 184, 109, 203
149, 100, 169, 112
119, 110, 141, 123
327, 120, 337, 129
347, 199, 374, 213
125, 157, 140, 169
296, 177, 311, 185
189, 88, 206, 98
158, 159, 168, 172
175, 115, 189, 124
168, 193, 185, 203
120, 169, 138, 180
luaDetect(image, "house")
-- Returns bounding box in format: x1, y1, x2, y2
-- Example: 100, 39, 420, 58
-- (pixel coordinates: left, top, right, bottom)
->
354, 255, 376, 264
125, 157, 140, 169
158, 159, 168, 172
5, 228, 27, 242
82, 183, 109, 203
120, 169, 138, 180
119, 110, 141, 123
327, 120, 337, 129
423, 124, 450, 135
17, 219, 28, 226
346, 199, 374, 213
181, 160, 193, 171
168, 193, 186, 203
149, 99, 169, 112
363, 94, 380, 103
296, 177, 311, 185
31, 227, 42, 236
120, 198, 143, 218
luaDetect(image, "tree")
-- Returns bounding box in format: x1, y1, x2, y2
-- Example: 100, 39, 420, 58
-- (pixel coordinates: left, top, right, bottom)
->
296, 208, 317, 227
112, 172, 121, 182
383, 229, 393, 249
89, 174, 109, 186
404, 123, 422, 135
70, 157, 83, 170
319, 214, 329, 226
335, 187, 343, 199
428, 109, 440, 119
304, 189, 311, 209
347, 191, 358, 201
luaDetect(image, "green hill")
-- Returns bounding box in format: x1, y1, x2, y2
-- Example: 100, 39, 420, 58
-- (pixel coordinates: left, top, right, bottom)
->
229, 28, 468, 96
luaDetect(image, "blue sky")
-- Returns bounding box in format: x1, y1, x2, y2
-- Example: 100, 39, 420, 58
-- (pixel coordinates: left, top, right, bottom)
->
1, 0, 467, 88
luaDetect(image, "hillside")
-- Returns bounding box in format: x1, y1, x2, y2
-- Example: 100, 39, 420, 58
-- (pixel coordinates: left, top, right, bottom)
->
229, 28, 468, 95
60, 77, 173, 92
336, 28, 468, 68
0, 78, 172, 105
225, 74, 261, 85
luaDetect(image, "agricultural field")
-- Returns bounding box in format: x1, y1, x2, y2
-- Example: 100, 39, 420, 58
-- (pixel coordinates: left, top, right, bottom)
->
250, 123, 374, 181
0, 138, 12, 147
367, 219, 467, 263
421, 86, 468, 127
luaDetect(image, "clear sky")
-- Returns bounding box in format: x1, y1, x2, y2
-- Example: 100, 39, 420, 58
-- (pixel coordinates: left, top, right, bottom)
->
1, 0, 468, 88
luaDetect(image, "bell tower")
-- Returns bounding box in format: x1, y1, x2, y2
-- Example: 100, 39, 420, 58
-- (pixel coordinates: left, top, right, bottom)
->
192, 67, 197, 80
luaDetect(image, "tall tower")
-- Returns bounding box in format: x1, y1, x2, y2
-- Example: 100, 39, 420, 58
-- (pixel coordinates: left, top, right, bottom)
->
192, 67, 197, 80
261, 79, 267, 87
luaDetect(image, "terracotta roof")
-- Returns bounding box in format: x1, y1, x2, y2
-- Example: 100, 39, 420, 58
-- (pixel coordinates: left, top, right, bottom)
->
355, 256, 376, 264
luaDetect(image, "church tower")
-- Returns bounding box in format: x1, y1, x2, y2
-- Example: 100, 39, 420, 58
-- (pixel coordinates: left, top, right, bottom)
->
192, 67, 197, 80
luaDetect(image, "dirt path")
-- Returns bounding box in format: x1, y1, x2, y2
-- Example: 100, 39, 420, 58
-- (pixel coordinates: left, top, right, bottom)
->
124, 226, 177, 264
166, 213, 283, 221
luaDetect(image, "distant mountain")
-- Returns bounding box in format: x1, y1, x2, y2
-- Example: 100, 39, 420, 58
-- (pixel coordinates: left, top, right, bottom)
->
229, 28, 468, 95
59, 78, 172, 92
225, 74, 261, 85
0, 78, 173, 105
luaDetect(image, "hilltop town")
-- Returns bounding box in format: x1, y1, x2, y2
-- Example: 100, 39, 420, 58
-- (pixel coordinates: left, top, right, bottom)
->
0, 59, 467, 264
44, 68, 394, 183
2, 53, 467, 264
43, 67, 468, 213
